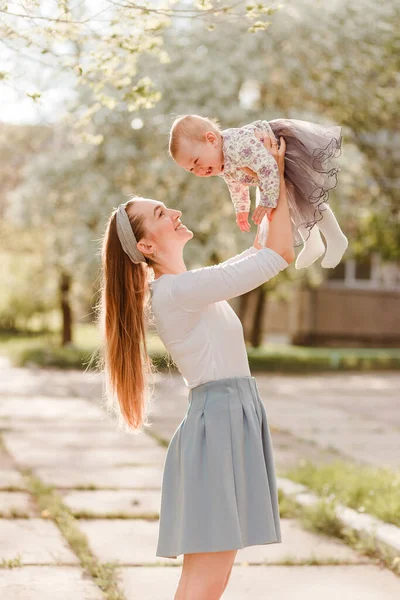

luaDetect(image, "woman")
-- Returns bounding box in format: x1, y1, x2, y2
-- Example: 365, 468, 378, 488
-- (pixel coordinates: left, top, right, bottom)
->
98, 132, 294, 600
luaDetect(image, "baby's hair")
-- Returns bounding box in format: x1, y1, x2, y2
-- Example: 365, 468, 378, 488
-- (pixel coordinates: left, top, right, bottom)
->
169, 114, 221, 159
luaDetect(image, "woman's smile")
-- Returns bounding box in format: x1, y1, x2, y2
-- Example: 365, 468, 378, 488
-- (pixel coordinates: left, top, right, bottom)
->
175, 221, 186, 231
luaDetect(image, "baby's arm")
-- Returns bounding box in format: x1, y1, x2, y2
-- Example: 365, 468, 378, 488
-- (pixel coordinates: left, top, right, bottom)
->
226, 180, 251, 233
170, 248, 288, 311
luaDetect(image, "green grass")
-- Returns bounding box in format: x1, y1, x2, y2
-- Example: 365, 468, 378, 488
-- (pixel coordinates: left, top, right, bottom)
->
1, 324, 400, 371
278, 488, 400, 575
0, 326, 168, 370
71, 510, 159, 520
1, 554, 22, 569
23, 471, 127, 600
247, 344, 400, 372
297, 497, 399, 574
278, 488, 301, 519
282, 459, 400, 527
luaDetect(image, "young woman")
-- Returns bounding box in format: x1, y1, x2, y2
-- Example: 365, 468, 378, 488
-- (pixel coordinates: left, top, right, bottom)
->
98, 132, 294, 600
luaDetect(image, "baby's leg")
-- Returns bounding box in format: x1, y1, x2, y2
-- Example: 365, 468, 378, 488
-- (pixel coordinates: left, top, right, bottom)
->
317, 204, 348, 268
295, 224, 325, 270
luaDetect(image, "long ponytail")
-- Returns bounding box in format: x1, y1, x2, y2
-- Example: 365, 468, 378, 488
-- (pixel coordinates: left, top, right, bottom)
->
96, 202, 153, 432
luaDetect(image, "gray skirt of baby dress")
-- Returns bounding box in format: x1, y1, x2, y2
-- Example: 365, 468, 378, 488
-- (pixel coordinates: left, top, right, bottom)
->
268, 118, 342, 247
156, 376, 282, 558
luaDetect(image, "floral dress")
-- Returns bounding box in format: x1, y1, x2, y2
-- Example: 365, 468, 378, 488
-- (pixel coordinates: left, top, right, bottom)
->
218, 117, 342, 247
218, 120, 280, 214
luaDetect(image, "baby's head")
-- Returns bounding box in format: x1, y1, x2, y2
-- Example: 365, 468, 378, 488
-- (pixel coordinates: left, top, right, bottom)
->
169, 114, 224, 177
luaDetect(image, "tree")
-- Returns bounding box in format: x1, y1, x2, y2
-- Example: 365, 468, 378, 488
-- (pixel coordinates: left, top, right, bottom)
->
4, 0, 398, 346
0, 0, 278, 136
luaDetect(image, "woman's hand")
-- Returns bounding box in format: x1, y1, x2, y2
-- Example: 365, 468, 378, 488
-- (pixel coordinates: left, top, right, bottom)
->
254, 130, 286, 179
251, 131, 286, 225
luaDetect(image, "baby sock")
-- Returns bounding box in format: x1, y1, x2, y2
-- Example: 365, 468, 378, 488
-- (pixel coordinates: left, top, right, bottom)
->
317, 205, 348, 268
295, 224, 325, 270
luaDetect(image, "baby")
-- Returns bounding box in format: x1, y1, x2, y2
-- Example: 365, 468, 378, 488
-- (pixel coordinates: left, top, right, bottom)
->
169, 115, 348, 270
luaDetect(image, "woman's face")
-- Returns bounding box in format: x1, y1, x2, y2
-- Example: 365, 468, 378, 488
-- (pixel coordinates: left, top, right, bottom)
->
128, 198, 193, 259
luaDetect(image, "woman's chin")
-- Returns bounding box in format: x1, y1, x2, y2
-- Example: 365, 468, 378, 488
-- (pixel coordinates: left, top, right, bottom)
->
183, 228, 194, 241
183, 228, 194, 240
174, 226, 193, 243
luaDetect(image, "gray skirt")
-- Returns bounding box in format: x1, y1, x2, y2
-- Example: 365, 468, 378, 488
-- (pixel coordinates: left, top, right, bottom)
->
156, 376, 282, 558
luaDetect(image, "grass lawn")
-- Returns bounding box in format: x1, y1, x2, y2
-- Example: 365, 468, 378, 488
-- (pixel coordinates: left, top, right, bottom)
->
282, 459, 400, 527
1, 324, 400, 371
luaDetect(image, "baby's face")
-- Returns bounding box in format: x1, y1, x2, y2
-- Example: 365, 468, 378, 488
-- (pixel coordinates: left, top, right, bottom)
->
175, 132, 224, 177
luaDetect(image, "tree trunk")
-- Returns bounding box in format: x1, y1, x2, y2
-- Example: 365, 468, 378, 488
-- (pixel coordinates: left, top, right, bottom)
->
250, 287, 267, 348
60, 272, 73, 346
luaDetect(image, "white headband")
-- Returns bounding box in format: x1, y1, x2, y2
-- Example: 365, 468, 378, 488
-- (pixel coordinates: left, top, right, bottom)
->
115, 202, 147, 265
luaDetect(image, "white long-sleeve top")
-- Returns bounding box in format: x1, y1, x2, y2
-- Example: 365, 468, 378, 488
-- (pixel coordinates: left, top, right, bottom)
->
149, 246, 288, 389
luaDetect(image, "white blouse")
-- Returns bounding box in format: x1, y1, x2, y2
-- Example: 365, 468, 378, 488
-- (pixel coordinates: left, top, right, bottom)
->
149, 246, 288, 389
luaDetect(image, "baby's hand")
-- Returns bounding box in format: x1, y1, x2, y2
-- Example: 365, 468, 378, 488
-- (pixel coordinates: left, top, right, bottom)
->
236, 211, 251, 232
252, 206, 275, 225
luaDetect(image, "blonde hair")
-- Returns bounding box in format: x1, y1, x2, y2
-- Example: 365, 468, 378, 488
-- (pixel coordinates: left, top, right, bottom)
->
95, 197, 154, 432
169, 114, 221, 159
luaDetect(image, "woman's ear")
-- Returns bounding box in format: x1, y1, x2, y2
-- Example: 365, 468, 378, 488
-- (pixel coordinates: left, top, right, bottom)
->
137, 240, 156, 259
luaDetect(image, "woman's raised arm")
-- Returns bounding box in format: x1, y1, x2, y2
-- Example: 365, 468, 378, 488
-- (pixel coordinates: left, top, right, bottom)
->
253, 133, 295, 265
167, 131, 293, 312
169, 247, 288, 311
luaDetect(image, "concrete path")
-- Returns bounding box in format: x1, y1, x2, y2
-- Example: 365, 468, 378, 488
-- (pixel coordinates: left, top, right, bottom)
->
0, 362, 399, 598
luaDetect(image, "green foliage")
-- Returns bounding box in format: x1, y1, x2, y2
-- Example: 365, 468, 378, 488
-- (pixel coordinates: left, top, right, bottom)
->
0, 242, 58, 330
0, 1, 278, 125
1, 0, 398, 327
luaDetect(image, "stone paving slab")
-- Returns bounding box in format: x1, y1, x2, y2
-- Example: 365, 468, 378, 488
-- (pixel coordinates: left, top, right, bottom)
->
301, 429, 400, 469
2, 429, 158, 449
0, 469, 26, 490
35, 465, 163, 489
272, 431, 342, 471
150, 372, 400, 469
0, 566, 105, 599
118, 564, 400, 600
0, 519, 79, 565
0, 492, 38, 517
3, 439, 166, 468
0, 447, 15, 469
0, 419, 116, 432
61, 489, 161, 517
0, 363, 104, 399
0, 397, 106, 422
78, 518, 370, 566
261, 398, 400, 469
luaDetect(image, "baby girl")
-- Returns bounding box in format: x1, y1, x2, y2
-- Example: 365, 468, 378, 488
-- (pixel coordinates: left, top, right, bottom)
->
168, 115, 348, 270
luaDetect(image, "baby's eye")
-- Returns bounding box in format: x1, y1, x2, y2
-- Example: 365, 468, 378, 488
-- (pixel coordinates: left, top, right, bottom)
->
190, 158, 199, 173
159, 210, 164, 217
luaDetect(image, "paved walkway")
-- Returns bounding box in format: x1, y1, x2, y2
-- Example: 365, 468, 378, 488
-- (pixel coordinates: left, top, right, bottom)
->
0, 362, 399, 598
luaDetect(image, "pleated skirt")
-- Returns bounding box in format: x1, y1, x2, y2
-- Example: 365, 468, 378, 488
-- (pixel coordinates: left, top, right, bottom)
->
156, 376, 282, 558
